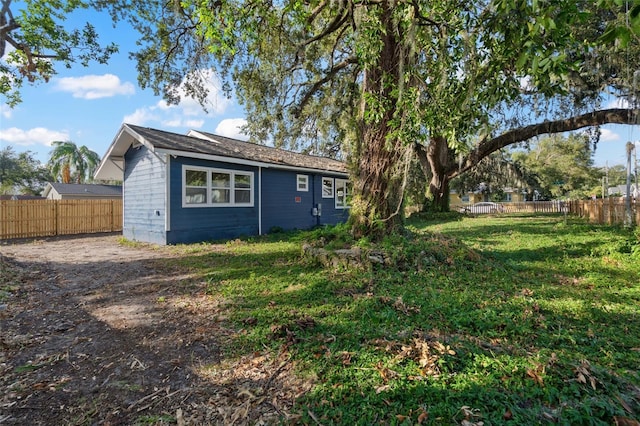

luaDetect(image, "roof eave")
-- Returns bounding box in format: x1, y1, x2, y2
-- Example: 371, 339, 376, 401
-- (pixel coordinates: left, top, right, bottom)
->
94, 124, 156, 181
156, 147, 348, 176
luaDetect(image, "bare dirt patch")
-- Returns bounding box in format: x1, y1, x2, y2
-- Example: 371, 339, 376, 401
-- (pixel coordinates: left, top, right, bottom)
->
0, 234, 309, 425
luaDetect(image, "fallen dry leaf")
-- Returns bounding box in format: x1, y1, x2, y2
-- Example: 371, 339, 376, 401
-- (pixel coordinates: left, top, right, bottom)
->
574, 359, 597, 390
503, 409, 513, 420
374, 361, 398, 382
615, 394, 634, 414
526, 364, 545, 387
614, 416, 640, 426
375, 384, 391, 394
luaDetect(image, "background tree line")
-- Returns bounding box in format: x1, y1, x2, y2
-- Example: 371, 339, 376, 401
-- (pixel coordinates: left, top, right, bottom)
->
2, 1, 640, 238
2, 133, 635, 203
0, 141, 101, 195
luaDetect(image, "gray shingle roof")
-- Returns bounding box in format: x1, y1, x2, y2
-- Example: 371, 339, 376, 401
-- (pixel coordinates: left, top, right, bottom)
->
127, 125, 347, 174
49, 183, 122, 196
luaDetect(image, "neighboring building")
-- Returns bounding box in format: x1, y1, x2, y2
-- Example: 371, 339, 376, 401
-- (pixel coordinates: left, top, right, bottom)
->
0, 194, 45, 200
42, 183, 122, 200
608, 184, 638, 198
94, 124, 350, 244
450, 186, 527, 206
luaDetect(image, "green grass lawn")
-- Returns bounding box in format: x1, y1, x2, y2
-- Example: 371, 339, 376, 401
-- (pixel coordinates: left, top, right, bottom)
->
167, 215, 640, 425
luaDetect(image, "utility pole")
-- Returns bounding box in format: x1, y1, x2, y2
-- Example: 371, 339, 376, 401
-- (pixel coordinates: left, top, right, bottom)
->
625, 142, 634, 227
635, 143, 638, 196
605, 162, 609, 199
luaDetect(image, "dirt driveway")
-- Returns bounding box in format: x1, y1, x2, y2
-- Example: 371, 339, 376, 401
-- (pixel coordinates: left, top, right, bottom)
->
0, 234, 306, 425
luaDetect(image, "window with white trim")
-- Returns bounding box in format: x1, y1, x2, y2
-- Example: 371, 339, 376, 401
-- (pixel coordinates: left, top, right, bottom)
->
297, 174, 309, 192
321, 177, 334, 198
183, 166, 253, 207
335, 179, 351, 209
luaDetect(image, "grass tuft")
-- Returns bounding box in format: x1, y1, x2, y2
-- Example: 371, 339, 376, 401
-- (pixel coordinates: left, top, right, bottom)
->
163, 215, 640, 425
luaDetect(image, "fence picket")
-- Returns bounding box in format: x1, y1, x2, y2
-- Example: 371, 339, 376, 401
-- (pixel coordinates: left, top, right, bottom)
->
0, 199, 123, 240
452, 199, 637, 226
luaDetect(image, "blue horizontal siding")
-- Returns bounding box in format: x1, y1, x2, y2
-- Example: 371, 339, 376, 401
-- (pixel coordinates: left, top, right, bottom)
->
122, 148, 349, 245
311, 174, 350, 226
166, 157, 259, 243
261, 169, 317, 232
123, 146, 167, 244
261, 170, 349, 232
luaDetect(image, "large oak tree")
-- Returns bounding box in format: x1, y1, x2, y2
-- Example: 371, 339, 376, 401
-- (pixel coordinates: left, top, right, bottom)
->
132, 1, 640, 239
4, 1, 640, 239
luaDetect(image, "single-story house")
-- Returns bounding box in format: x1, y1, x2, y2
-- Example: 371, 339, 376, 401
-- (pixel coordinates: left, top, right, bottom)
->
0, 194, 45, 200
42, 183, 123, 200
94, 124, 350, 244
450, 186, 527, 206
608, 184, 638, 198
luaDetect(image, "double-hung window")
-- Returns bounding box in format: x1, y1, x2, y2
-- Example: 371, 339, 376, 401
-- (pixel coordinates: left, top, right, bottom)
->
183, 166, 253, 207
297, 174, 309, 192
321, 177, 334, 198
335, 179, 351, 209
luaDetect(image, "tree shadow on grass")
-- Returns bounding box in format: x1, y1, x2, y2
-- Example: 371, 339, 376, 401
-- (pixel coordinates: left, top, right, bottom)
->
0, 242, 309, 425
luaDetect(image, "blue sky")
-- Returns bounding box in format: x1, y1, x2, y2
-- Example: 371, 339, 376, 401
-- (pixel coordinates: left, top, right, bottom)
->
0, 6, 638, 171
0, 6, 249, 167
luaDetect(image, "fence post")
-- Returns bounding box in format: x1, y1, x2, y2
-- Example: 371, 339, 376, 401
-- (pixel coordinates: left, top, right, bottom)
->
53, 201, 59, 236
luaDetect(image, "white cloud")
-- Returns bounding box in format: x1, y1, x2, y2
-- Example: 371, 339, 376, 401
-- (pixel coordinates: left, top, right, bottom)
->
599, 128, 619, 142
215, 118, 248, 140
605, 97, 630, 109
519, 76, 533, 91
122, 70, 232, 130
161, 117, 205, 128
123, 107, 159, 126
55, 74, 135, 99
1, 104, 12, 119
0, 127, 70, 147
1, 42, 15, 61
159, 70, 231, 116
183, 119, 205, 128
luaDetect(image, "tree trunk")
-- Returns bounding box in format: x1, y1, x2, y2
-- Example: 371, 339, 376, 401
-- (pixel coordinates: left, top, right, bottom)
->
419, 136, 455, 212
414, 108, 640, 213
349, 3, 405, 240
62, 163, 71, 184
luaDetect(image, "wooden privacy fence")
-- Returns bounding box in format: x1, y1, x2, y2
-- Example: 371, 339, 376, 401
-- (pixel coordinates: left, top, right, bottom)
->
451, 201, 568, 214
0, 199, 123, 240
569, 198, 639, 226
453, 199, 638, 226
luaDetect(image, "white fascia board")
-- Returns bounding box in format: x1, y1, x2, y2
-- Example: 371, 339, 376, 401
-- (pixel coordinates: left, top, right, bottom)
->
95, 124, 162, 180
94, 126, 127, 180
123, 125, 157, 152
41, 183, 53, 198
155, 148, 348, 177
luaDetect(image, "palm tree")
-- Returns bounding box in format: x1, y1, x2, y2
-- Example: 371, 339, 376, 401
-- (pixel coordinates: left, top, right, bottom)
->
48, 141, 101, 184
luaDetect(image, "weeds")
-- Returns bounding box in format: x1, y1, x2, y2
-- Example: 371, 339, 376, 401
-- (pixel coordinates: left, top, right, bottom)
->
162, 215, 640, 425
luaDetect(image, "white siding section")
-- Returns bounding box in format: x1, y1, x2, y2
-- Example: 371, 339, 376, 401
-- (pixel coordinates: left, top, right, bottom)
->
123, 146, 167, 244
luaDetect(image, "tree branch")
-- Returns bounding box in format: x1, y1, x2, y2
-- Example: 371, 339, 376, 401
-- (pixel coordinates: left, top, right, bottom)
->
307, 0, 328, 25
300, 7, 350, 48
453, 108, 640, 177
293, 55, 358, 117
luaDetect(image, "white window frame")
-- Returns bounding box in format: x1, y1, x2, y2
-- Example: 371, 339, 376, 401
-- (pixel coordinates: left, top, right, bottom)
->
182, 165, 254, 207
321, 177, 334, 198
297, 174, 309, 192
335, 178, 351, 209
